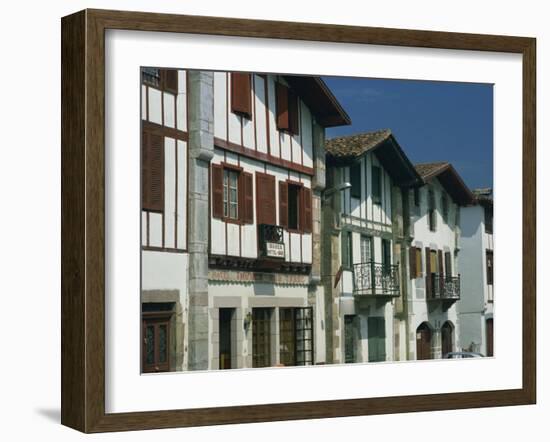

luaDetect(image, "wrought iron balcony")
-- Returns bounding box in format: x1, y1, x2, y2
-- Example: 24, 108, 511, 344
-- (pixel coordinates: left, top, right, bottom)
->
427, 274, 461, 301
258, 224, 285, 259
352, 262, 400, 297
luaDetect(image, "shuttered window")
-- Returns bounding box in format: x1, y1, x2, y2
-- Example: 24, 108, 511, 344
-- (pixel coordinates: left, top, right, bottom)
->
350, 162, 361, 199
141, 130, 164, 212
288, 89, 300, 135
372, 165, 382, 205
300, 187, 312, 233
409, 247, 417, 279
276, 82, 300, 135
211, 164, 253, 224
256, 173, 276, 226
425, 247, 432, 297
276, 82, 289, 131
278, 181, 312, 233
231, 73, 252, 118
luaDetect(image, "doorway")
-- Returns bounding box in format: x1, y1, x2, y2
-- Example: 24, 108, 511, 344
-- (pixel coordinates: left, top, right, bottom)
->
441, 321, 454, 357
486, 318, 494, 356
416, 322, 432, 360
219, 308, 234, 369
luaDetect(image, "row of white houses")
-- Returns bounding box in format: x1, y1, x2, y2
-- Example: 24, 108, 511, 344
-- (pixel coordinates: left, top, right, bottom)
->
140, 68, 494, 373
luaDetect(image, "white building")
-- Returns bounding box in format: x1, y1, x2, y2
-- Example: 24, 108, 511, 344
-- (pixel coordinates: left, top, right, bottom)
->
140, 68, 350, 372
323, 130, 422, 364
457, 188, 494, 356
405, 162, 474, 360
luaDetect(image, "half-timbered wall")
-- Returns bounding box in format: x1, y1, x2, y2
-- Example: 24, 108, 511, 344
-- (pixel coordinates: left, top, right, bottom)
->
213, 73, 314, 170
339, 152, 393, 229
210, 148, 313, 264
141, 70, 188, 251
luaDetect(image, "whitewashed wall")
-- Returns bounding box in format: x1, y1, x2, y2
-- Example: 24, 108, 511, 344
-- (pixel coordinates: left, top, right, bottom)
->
213, 73, 314, 169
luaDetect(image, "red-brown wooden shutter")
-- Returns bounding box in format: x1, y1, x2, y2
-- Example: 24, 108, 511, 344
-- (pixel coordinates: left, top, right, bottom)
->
240, 171, 254, 224
425, 247, 432, 298
288, 89, 300, 135
231, 73, 252, 117
141, 130, 150, 210
211, 164, 224, 219
256, 173, 276, 226
163, 69, 178, 94
409, 246, 417, 279
149, 133, 164, 212
279, 181, 288, 228
276, 82, 289, 131
301, 187, 312, 233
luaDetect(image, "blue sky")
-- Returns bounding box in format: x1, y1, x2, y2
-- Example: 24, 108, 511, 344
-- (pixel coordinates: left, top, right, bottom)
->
323, 77, 494, 190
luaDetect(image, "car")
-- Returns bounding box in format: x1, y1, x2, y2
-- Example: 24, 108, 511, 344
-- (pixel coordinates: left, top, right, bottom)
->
443, 351, 485, 359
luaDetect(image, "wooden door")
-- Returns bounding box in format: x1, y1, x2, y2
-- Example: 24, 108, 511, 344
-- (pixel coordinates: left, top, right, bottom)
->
142, 314, 171, 373
486, 318, 494, 356
441, 321, 454, 357
416, 323, 432, 360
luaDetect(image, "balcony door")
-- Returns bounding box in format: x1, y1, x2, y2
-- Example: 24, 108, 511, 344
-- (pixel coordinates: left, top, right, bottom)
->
360, 235, 372, 264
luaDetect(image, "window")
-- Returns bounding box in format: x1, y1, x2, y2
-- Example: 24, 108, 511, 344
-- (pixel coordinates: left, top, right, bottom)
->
486, 250, 494, 285
413, 187, 420, 207
372, 165, 382, 205
442, 195, 449, 223
341, 230, 353, 270
279, 181, 312, 233
252, 308, 272, 368
230, 72, 252, 118
444, 251, 452, 278
382, 239, 391, 274
276, 81, 300, 135
484, 205, 493, 234
211, 164, 253, 224
279, 307, 314, 366
350, 162, 362, 199
141, 68, 178, 94
223, 168, 239, 220
360, 235, 372, 264
428, 188, 437, 231
141, 130, 164, 212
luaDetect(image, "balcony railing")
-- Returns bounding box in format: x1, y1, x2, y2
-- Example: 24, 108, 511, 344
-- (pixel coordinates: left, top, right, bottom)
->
352, 262, 400, 297
428, 274, 461, 301
258, 224, 285, 259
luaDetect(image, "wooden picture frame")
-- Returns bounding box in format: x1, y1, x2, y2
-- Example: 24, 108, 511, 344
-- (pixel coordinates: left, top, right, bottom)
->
61, 8, 536, 433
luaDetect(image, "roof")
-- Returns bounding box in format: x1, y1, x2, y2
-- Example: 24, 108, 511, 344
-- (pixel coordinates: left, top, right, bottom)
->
472, 188, 493, 207
283, 76, 351, 128
414, 162, 474, 206
325, 130, 422, 187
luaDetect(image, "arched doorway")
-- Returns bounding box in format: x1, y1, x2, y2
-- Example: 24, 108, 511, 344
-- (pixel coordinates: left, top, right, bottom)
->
416, 322, 432, 360
486, 318, 494, 356
441, 321, 454, 357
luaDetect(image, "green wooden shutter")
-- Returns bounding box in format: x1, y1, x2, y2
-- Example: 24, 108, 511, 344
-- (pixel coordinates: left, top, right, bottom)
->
368, 317, 386, 362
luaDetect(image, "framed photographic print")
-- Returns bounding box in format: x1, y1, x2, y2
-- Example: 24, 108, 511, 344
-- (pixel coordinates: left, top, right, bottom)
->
61, 9, 536, 433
